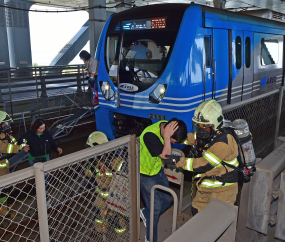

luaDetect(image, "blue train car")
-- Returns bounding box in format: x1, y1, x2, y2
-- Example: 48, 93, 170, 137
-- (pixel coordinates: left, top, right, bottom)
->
95, 3, 285, 139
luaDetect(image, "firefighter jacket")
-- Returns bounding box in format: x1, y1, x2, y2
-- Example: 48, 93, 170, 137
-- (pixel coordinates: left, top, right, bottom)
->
0, 132, 22, 177
176, 130, 239, 192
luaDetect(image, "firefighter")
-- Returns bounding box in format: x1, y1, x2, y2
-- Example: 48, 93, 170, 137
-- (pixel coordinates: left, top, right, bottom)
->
84, 131, 127, 236
0, 111, 29, 219
93, 156, 127, 236
165, 100, 239, 216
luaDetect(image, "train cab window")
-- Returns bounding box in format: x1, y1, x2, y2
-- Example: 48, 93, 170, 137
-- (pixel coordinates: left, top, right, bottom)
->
236, 36, 242, 69
245, 37, 251, 68
105, 35, 120, 83
261, 38, 279, 65
105, 30, 177, 92
204, 36, 211, 67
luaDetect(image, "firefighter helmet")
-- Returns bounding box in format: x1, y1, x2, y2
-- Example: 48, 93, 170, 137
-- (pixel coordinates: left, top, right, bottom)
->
192, 99, 224, 131
0, 111, 12, 123
86, 131, 108, 147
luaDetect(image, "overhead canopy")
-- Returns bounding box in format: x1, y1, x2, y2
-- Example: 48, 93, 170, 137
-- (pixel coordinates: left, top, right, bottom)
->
17, 0, 285, 18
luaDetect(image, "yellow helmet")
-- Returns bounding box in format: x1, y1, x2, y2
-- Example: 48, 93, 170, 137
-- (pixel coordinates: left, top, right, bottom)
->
86, 131, 108, 147
192, 99, 223, 131
0, 111, 12, 123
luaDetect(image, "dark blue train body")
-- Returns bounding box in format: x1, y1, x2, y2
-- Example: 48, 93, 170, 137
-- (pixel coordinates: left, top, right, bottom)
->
95, 3, 285, 139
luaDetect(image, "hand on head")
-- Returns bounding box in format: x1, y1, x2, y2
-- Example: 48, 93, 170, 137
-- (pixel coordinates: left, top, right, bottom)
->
164, 121, 179, 138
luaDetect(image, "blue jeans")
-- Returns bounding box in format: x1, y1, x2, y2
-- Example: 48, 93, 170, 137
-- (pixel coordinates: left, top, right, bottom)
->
88, 76, 98, 92
29, 157, 50, 200
140, 168, 172, 242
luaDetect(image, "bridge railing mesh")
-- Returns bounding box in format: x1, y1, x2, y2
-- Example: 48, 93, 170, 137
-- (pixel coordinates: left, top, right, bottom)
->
223, 88, 282, 159
0, 135, 138, 242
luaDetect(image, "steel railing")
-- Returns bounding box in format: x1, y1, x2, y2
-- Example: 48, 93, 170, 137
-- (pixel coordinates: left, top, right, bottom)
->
149, 185, 178, 242
0, 65, 90, 120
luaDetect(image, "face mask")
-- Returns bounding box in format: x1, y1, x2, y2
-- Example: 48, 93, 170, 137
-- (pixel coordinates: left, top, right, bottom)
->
196, 127, 211, 139
1, 122, 11, 134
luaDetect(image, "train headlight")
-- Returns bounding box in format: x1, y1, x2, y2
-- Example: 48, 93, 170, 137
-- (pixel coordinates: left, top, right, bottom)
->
100, 81, 115, 101
149, 84, 167, 104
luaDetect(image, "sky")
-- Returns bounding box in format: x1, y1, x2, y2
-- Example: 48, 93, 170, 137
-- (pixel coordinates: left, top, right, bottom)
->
29, 5, 90, 66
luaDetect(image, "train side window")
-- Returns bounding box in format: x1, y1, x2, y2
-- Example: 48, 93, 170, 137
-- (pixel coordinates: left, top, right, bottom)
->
204, 36, 211, 67
236, 36, 242, 69
261, 38, 279, 65
245, 37, 251, 68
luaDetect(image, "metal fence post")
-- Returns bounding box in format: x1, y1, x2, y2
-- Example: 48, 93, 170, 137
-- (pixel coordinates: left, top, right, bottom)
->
129, 134, 139, 242
150, 185, 178, 242
274, 86, 284, 149
82, 65, 86, 104
34, 162, 49, 242
76, 66, 82, 93
39, 67, 47, 98
35, 69, 39, 109
0, 86, 3, 102
7, 70, 13, 117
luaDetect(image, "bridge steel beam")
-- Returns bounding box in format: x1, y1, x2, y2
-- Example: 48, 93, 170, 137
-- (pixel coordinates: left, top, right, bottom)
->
88, 0, 106, 57
0, 0, 10, 69
49, 21, 90, 66
4, 0, 33, 68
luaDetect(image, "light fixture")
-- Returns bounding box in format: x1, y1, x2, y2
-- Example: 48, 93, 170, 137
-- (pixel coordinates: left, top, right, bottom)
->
149, 84, 167, 104
100, 81, 115, 101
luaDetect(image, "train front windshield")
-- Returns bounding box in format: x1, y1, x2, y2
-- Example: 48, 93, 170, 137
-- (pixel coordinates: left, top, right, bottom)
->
105, 30, 178, 92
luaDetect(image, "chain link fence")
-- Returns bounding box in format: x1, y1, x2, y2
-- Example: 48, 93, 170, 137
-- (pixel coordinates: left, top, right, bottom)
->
0, 135, 139, 242
223, 88, 283, 159
0, 168, 40, 241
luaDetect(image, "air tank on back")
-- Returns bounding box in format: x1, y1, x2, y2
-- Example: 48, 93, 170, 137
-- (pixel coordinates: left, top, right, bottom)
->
232, 119, 256, 167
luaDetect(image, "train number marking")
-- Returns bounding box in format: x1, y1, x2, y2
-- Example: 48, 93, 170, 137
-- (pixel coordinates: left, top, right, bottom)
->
149, 113, 166, 120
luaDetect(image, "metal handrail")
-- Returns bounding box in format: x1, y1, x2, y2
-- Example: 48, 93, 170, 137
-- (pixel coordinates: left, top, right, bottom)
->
149, 185, 178, 242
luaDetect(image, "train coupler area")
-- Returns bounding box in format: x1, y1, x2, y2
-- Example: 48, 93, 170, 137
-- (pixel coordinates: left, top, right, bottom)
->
113, 113, 152, 138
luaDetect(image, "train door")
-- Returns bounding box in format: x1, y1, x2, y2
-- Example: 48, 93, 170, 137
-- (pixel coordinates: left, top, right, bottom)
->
212, 29, 229, 106
203, 29, 214, 100
230, 30, 254, 103
230, 30, 244, 104
242, 31, 254, 100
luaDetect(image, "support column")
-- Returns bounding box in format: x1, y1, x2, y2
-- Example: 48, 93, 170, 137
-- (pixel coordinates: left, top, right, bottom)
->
5, 0, 33, 68
0, 0, 10, 69
88, 0, 106, 57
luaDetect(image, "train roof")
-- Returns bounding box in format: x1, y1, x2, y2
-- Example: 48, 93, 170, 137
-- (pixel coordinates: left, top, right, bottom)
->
109, 3, 285, 31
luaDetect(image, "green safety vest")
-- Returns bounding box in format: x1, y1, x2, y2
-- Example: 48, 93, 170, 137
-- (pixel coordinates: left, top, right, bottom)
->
140, 121, 166, 176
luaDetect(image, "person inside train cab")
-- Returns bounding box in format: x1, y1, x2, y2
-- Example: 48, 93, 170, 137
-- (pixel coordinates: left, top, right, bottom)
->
0, 111, 29, 220
165, 100, 239, 216
79, 50, 99, 105
139, 118, 187, 242
130, 41, 152, 59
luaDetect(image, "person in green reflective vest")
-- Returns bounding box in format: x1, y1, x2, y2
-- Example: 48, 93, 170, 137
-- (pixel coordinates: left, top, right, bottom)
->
139, 118, 187, 242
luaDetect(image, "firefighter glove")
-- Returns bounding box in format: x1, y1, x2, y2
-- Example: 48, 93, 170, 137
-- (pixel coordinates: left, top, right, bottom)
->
164, 155, 181, 164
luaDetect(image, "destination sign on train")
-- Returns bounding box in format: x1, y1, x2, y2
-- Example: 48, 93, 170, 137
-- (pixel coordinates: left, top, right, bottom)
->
121, 17, 166, 30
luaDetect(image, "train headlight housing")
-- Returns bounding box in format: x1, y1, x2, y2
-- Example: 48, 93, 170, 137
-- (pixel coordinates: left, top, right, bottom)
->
149, 84, 167, 104
100, 81, 115, 101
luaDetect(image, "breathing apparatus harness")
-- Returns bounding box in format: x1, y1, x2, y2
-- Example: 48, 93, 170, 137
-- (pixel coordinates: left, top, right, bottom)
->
193, 126, 255, 186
